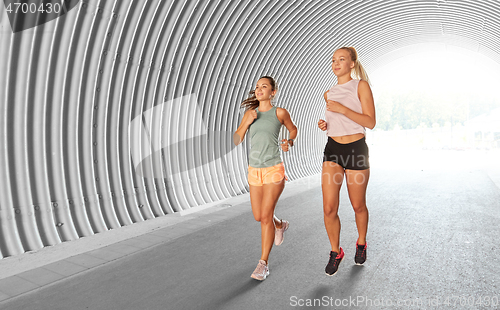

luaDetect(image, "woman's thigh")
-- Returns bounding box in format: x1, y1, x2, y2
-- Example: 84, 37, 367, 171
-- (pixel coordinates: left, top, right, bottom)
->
249, 185, 264, 221
322, 161, 345, 214
260, 178, 285, 216
345, 169, 370, 208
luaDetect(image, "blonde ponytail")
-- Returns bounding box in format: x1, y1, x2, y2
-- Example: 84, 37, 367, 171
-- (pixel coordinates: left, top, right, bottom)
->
338, 47, 371, 85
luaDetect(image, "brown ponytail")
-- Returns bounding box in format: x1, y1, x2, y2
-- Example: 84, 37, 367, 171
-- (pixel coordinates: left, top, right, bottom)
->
338, 47, 371, 85
240, 76, 278, 111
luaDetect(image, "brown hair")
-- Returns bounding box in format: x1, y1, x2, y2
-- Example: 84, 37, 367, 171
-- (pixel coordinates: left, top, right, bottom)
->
240, 76, 277, 111
337, 47, 371, 85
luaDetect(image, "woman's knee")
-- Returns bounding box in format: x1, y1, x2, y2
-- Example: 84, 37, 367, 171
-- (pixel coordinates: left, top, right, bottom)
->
323, 204, 339, 217
259, 213, 274, 225
254, 213, 275, 223
352, 202, 367, 214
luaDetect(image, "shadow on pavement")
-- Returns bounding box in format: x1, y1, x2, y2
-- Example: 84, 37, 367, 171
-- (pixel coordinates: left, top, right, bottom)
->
178, 272, 263, 310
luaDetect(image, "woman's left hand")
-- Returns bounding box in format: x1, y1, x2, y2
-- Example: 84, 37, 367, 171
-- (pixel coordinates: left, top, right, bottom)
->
326, 100, 346, 114
281, 139, 290, 152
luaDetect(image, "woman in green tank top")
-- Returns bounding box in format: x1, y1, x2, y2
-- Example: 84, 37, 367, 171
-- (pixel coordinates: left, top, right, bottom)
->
234, 76, 297, 281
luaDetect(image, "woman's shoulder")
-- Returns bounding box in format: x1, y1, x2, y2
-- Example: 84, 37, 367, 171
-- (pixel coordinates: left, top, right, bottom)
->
275, 107, 292, 125
276, 107, 287, 115
275, 107, 290, 120
357, 79, 371, 91
358, 79, 368, 86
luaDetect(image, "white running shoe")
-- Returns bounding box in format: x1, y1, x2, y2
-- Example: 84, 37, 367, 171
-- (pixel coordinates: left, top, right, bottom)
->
274, 219, 289, 246
250, 260, 269, 281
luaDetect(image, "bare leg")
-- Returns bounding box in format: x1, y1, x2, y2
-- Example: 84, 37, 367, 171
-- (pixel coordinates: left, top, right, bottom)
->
250, 184, 263, 221
322, 162, 345, 253
345, 169, 370, 245
250, 186, 283, 227
249, 179, 285, 263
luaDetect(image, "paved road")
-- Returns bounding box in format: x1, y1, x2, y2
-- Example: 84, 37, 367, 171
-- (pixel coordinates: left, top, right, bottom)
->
1, 149, 499, 310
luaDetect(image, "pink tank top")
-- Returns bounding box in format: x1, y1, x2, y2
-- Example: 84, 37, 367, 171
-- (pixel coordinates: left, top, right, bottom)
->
325, 79, 365, 137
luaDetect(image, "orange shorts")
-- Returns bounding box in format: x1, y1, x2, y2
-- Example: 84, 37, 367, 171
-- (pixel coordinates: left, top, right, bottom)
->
248, 162, 286, 186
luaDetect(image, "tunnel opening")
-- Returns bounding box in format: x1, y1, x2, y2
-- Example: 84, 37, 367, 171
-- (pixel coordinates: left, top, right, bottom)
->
367, 44, 500, 179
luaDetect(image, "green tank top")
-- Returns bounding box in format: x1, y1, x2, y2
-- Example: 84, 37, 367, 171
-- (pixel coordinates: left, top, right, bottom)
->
248, 106, 283, 168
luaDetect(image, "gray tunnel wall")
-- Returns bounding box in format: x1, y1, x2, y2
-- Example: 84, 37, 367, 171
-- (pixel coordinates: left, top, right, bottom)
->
0, 0, 499, 258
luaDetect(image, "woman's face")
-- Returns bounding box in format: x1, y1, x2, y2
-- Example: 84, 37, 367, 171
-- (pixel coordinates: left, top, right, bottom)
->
331, 49, 354, 77
254, 78, 276, 102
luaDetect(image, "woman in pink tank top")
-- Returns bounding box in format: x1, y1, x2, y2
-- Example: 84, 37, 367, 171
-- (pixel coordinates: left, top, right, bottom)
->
318, 47, 376, 275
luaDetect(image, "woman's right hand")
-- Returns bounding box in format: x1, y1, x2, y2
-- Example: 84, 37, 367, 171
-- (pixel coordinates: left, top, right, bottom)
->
244, 110, 258, 126
318, 119, 327, 131
234, 109, 258, 146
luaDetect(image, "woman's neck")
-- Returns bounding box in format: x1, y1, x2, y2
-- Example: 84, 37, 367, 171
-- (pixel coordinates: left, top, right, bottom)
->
337, 75, 353, 85
258, 100, 273, 111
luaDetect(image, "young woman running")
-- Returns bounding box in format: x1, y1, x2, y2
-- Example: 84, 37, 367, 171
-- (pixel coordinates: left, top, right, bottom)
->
234, 76, 297, 281
318, 47, 376, 276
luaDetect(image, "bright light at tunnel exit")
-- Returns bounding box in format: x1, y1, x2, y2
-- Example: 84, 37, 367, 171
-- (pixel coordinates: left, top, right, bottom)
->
370, 46, 500, 96
366, 45, 500, 172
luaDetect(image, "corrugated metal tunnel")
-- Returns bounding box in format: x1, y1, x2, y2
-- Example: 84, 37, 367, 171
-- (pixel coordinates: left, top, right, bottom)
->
1, 0, 499, 258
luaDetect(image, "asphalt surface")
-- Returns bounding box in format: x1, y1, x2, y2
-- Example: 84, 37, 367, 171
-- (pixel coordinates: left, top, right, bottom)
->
1, 149, 499, 310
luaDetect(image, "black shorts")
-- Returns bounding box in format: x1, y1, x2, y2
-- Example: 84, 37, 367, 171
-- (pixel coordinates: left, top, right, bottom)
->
323, 137, 370, 170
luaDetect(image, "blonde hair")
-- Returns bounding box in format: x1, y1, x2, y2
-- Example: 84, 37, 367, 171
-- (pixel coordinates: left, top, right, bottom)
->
337, 47, 371, 85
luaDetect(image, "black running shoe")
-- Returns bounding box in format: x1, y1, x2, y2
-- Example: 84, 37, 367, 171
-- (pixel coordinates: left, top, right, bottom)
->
325, 247, 344, 276
355, 242, 367, 265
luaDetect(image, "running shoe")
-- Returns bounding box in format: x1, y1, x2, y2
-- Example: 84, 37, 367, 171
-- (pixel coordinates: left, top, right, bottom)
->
325, 247, 344, 276
355, 242, 367, 265
251, 260, 269, 281
274, 219, 289, 246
